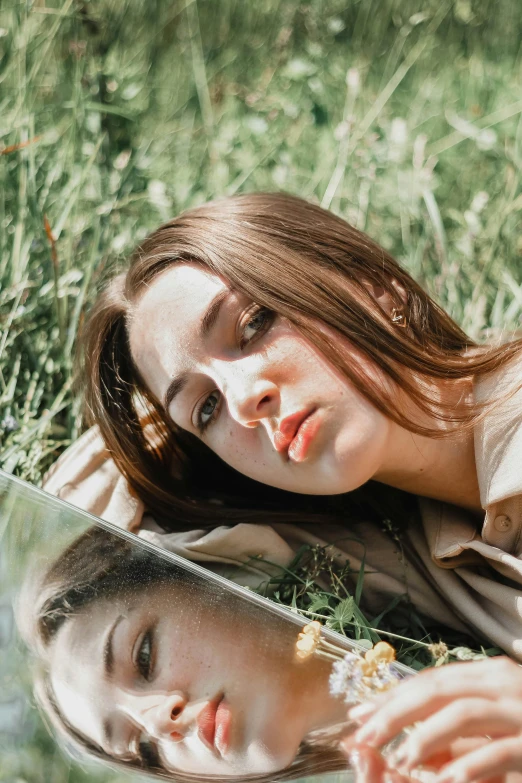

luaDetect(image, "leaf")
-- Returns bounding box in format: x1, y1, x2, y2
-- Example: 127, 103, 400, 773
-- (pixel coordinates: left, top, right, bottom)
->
306, 593, 331, 613
483, 647, 504, 657
450, 646, 487, 661
333, 596, 355, 627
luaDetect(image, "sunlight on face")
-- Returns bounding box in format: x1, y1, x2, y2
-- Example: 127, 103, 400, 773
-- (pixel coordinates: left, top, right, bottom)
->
49, 580, 342, 776
128, 264, 394, 495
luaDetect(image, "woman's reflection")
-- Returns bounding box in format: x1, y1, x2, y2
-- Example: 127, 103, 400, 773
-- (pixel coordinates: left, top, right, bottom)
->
18, 527, 350, 780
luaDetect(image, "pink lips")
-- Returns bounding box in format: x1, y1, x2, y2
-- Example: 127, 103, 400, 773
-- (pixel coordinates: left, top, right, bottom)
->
288, 410, 322, 462
196, 694, 231, 757
214, 697, 232, 756
274, 408, 320, 463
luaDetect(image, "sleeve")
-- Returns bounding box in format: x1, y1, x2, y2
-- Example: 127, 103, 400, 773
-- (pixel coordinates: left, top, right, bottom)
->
138, 516, 295, 589
43, 428, 296, 589
43, 426, 145, 530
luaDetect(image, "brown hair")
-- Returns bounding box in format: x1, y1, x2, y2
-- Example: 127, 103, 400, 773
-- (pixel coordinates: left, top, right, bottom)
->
19, 526, 349, 782
80, 191, 521, 531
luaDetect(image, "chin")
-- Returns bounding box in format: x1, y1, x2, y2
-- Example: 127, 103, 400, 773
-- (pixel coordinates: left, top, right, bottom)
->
289, 442, 378, 495
246, 730, 303, 773
290, 462, 366, 496
242, 749, 296, 776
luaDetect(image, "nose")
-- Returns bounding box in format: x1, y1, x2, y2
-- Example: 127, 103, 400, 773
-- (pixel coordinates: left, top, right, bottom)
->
223, 367, 279, 427
143, 693, 188, 741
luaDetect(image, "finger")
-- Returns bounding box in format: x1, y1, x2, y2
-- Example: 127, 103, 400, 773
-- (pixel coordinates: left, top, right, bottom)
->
449, 737, 491, 758
437, 734, 522, 783
436, 737, 503, 781
349, 658, 521, 728
384, 772, 411, 783
353, 662, 519, 747
348, 746, 388, 783
348, 684, 412, 723
388, 699, 522, 773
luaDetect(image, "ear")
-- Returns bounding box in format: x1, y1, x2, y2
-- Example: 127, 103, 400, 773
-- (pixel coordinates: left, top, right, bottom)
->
363, 280, 407, 316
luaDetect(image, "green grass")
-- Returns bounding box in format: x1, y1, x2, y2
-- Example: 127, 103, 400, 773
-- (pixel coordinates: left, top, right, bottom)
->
0, 0, 521, 777
1, 0, 521, 480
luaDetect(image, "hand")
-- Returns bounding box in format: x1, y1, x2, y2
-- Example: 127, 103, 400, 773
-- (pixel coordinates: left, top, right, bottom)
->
341, 736, 414, 783
346, 657, 522, 783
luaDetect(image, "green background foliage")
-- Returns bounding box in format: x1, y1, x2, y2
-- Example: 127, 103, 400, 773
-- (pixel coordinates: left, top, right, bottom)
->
1, 0, 521, 483
0, 0, 521, 779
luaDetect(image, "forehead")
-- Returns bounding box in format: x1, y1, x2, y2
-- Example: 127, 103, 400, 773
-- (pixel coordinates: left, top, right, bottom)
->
48, 599, 118, 747
127, 264, 228, 399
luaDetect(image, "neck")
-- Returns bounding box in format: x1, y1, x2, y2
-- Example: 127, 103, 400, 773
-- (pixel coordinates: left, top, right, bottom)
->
374, 380, 482, 514
376, 428, 481, 512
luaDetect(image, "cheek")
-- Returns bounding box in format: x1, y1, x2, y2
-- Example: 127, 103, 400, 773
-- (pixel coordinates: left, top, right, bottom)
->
161, 738, 226, 775
208, 418, 271, 474
158, 617, 264, 686
214, 430, 277, 485
270, 324, 334, 378
250, 317, 332, 389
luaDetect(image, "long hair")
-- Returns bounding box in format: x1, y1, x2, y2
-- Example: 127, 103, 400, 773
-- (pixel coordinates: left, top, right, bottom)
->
79, 191, 521, 530
17, 527, 349, 782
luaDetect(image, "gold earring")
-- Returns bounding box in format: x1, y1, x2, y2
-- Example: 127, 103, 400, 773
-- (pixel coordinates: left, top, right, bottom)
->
390, 308, 407, 327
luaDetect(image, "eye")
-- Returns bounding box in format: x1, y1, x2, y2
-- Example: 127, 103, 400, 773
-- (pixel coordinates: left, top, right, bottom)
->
138, 735, 160, 767
196, 389, 221, 432
129, 732, 161, 768
239, 306, 274, 349
194, 305, 273, 434
135, 629, 154, 681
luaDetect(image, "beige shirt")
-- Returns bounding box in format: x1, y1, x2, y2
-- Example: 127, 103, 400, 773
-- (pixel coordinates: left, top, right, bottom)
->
43, 358, 522, 660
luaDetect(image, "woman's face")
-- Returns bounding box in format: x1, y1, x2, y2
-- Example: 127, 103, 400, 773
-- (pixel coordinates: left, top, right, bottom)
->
128, 264, 394, 495
49, 580, 341, 775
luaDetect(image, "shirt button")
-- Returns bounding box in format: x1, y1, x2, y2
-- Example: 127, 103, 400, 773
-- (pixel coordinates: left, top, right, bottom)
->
493, 514, 512, 533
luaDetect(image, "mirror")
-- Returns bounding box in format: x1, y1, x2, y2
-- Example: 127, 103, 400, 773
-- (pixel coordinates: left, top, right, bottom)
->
0, 470, 409, 782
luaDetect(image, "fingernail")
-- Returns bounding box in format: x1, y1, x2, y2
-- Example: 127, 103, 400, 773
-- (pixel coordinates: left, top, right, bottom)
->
348, 701, 377, 722
355, 724, 378, 746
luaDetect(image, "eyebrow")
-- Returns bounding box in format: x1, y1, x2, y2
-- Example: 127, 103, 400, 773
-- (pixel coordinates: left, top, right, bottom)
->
103, 613, 125, 681
102, 716, 113, 746
162, 287, 231, 413
101, 612, 127, 751
201, 288, 230, 338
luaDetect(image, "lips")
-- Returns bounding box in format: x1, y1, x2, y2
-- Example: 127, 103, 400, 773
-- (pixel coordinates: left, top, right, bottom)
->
274, 409, 314, 452
214, 697, 232, 756
196, 694, 231, 757
274, 408, 319, 462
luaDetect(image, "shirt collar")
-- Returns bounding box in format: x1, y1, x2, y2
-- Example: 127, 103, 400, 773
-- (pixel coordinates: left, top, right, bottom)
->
418, 497, 482, 568
421, 353, 522, 566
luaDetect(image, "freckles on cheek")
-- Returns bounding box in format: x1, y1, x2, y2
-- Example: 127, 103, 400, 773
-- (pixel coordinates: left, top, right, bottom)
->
279, 331, 341, 384
224, 437, 270, 475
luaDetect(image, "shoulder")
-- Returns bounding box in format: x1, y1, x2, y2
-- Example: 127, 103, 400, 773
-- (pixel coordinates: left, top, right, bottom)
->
474, 348, 522, 509
43, 426, 144, 530
43, 426, 108, 493
474, 348, 522, 552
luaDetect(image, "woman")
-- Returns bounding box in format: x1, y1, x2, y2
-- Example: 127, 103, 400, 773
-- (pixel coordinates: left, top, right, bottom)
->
45, 192, 522, 781
19, 524, 352, 781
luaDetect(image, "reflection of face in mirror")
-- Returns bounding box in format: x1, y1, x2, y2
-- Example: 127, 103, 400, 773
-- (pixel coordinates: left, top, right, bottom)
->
19, 528, 349, 781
